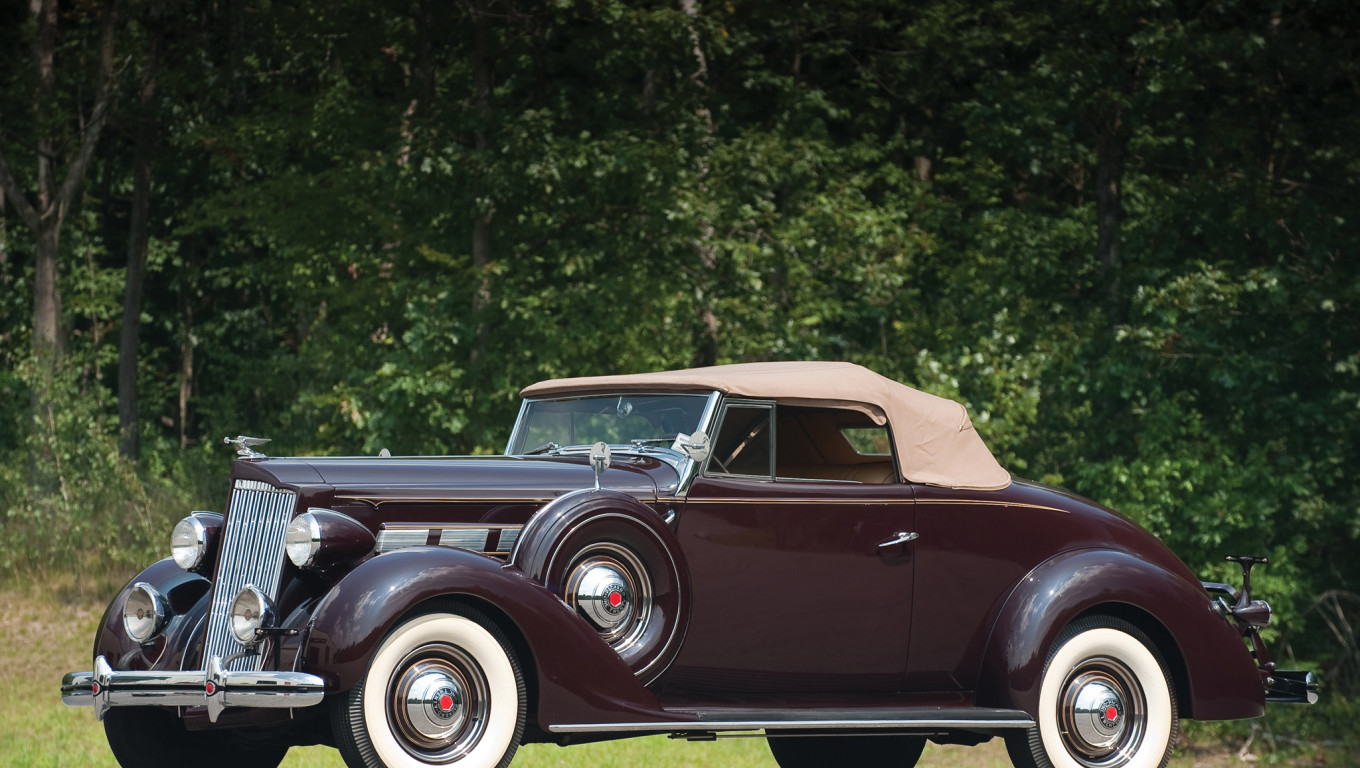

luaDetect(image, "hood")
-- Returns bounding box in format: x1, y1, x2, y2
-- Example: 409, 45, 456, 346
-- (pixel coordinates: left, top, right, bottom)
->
230, 453, 672, 504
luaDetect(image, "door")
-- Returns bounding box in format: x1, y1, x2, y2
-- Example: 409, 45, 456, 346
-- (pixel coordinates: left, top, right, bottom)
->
663, 400, 916, 695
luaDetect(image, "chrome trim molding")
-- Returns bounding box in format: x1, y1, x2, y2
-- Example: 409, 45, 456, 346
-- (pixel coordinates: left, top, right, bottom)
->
683, 497, 1063, 513
339, 492, 656, 508
376, 525, 525, 556
674, 392, 722, 497
61, 655, 325, 722
504, 399, 532, 456
548, 710, 1036, 734
376, 528, 431, 553
918, 498, 1070, 514
438, 527, 490, 551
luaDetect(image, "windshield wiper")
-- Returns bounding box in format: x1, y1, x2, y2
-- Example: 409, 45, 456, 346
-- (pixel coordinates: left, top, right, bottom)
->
630, 437, 683, 452
523, 441, 562, 456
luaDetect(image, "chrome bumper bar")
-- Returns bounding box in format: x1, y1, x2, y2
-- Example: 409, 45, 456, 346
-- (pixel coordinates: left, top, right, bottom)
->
61, 655, 326, 722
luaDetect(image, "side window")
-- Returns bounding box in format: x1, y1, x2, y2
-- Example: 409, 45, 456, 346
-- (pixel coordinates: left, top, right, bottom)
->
707, 402, 774, 479
775, 406, 899, 484
840, 427, 892, 456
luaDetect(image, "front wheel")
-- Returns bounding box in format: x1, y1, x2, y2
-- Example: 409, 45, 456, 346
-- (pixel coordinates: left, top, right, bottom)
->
767, 734, 925, 768
332, 603, 527, 768
1007, 616, 1180, 768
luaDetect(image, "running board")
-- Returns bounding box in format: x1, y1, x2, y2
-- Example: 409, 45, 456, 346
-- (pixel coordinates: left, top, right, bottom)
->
548, 707, 1035, 734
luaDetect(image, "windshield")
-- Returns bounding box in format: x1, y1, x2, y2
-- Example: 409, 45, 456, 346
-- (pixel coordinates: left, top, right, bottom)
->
509, 394, 711, 454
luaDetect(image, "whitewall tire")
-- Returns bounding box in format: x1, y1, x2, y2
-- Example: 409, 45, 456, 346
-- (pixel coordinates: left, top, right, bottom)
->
332, 604, 526, 768
1008, 616, 1179, 768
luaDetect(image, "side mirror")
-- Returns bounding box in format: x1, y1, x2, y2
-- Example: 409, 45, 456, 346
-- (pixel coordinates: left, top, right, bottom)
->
672, 431, 710, 463
590, 442, 612, 490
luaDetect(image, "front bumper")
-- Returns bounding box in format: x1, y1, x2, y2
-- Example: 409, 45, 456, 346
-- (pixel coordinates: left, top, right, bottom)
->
61, 655, 326, 722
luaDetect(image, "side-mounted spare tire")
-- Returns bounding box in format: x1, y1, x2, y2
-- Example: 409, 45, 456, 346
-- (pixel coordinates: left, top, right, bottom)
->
512, 489, 690, 684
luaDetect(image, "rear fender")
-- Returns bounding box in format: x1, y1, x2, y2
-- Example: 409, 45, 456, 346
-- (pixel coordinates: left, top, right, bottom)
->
303, 546, 670, 729
976, 549, 1263, 721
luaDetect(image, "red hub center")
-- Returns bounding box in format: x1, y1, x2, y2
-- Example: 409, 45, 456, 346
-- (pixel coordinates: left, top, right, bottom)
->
608, 591, 622, 608
439, 694, 454, 712
1105, 706, 1118, 722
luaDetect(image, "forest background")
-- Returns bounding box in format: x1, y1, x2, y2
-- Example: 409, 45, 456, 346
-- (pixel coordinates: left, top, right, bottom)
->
1, 0, 1357, 754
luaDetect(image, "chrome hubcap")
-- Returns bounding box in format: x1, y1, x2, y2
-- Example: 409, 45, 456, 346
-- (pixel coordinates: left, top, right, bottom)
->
568, 560, 634, 634
1058, 659, 1146, 767
400, 663, 467, 743
389, 645, 489, 762
564, 544, 653, 654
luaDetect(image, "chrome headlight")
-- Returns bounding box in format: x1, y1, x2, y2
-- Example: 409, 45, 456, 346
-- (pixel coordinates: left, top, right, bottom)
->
123, 583, 168, 643
285, 513, 322, 568
170, 513, 223, 572
230, 586, 277, 645
283, 508, 375, 569
171, 516, 208, 570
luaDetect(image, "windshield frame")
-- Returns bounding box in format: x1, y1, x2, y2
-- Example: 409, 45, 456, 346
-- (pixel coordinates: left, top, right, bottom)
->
505, 391, 721, 463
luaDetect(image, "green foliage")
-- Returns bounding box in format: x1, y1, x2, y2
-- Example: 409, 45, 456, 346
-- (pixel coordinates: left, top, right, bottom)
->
0, 0, 1358, 754
0, 358, 193, 582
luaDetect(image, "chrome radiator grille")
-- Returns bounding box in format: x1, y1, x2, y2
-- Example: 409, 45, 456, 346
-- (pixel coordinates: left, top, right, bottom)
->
201, 480, 296, 672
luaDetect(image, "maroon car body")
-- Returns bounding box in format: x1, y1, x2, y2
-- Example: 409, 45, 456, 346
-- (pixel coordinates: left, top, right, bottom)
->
62, 362, 1312, 768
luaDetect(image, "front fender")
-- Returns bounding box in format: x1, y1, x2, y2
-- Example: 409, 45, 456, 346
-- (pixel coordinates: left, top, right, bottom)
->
302, 546, 672, 729
976, 548, 1263, 721
93, 558, 212, 672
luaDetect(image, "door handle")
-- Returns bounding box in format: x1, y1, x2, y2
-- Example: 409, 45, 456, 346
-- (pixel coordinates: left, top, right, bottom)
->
878, 531, 919, 549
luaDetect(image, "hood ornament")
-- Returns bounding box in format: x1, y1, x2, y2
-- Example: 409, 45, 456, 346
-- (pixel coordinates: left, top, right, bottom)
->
224, 435, 271, 460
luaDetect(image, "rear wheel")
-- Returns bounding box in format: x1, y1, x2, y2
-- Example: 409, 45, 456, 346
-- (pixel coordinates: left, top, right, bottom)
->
104, 708, 287, 768
1006, 616, 1179, 768
332, 604, 526, 768
767, 734, 926, 768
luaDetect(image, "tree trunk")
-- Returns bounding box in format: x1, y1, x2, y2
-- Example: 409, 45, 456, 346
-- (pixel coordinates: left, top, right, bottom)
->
32, 0, 62, 366
118, 1, 164, 460
1095, 118, 1125, 327
179, 301, 193, 450
469, 3, 495, 365
33, 222, 63, 366
0, 0, 119, 372
679, 0, 719, 368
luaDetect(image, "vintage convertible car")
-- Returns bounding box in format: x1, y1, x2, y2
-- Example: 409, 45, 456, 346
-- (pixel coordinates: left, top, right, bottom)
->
63, 361, 1314, 768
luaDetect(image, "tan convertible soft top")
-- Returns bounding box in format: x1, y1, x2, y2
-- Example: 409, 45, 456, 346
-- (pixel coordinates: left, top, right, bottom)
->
521, 361, 1010, 491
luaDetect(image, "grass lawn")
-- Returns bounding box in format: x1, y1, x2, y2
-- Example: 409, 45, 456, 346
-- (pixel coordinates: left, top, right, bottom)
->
0, 585, 1317, 768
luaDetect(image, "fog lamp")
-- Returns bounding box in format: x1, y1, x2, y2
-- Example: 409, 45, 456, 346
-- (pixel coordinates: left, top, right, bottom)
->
229, 586, 277, 645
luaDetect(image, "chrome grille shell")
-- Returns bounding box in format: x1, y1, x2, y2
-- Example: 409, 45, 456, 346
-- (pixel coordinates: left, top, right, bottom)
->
201, 479, 296, 672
